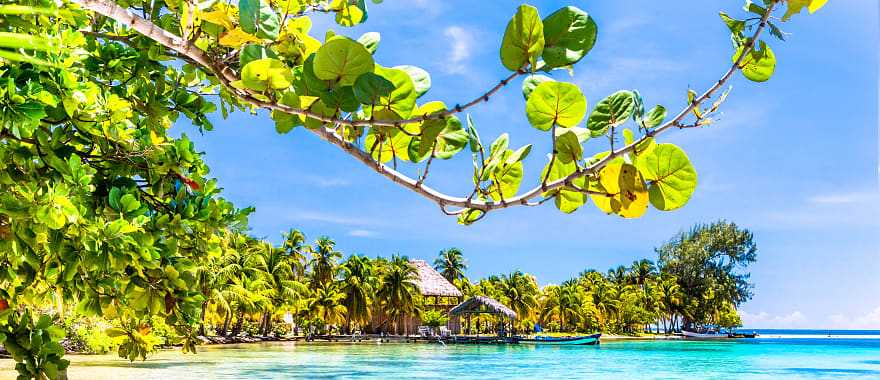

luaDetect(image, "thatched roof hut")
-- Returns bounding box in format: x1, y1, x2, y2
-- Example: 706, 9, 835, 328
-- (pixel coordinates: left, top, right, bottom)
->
450, 296, 517, 319
409, 259, 462, 297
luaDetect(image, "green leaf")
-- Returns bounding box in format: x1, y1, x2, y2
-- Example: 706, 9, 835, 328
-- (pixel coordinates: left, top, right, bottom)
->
506, 144, 532, 164
313, 36, 375, 86
465, 114, 482, 154
353, 72, 394, 105
525, 81, 587, 131
554, 129, 582, 163
500, 5, 544, 71
271, 91, 302, 133
488, 154, 523, 201
522, 74, 554, 100
642, 105, 667, 129
372, 66, 416, 118
241, 58, 293, 91
105, 328, 127, 338
365, 128, 410, 163
239, 0, 280, 40
587, 90, 635, 132
541, 6, 597, 68
393, 65, 431, 98
357, 31, 380, 54
457, 209, 484, 225
119, 194, 140, 213
636, 143, 697, 211
414, 115, 468, 160
240, 43, 276, 67
541, 158, 585, 213
734, 40, 775, 82
719, 12, 745, 37
333, 0, 368, 27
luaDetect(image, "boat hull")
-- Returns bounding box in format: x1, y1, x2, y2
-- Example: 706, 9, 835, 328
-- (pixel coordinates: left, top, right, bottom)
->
681, 330, 728, 340
520, 333, 601, 345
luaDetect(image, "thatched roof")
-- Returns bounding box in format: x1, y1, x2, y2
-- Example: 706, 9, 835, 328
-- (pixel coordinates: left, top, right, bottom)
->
409, 259, 463, 297
450, 296, 517, 319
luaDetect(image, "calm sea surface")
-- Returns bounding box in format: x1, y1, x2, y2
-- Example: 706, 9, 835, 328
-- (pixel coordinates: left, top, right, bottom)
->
2, 330, 880, 379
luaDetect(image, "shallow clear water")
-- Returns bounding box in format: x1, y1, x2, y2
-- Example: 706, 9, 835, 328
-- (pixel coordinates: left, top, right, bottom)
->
3, 335, 880, 379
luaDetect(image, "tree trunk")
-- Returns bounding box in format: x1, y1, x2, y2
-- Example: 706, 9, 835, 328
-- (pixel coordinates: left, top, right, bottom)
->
220, 310, 231, 336
231, 310, 244, 336
199, 302, 208, 336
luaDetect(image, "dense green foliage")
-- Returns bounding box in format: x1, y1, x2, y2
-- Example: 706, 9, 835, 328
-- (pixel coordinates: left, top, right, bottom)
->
458, 222, 753, 335
0, 0, 824, 378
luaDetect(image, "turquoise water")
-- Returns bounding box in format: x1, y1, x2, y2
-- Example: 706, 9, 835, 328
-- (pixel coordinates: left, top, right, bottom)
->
3, 333, 880, 379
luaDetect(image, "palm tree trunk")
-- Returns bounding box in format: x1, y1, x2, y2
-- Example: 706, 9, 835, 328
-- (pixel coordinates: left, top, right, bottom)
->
199, 302, 208, 336
220, 310, 231, 336
231, 310, 244, 336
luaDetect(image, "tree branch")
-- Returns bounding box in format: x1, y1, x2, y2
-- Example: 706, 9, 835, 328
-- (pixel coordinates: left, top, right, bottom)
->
72, 0, 776, 215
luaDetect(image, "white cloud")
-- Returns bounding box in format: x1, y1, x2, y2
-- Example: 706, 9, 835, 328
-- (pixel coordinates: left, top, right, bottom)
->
741, 310, 809, 328
807, 190, 879, 205
443, 26, 474, 74
348, 229, 377, 238
827, 306, 880, 329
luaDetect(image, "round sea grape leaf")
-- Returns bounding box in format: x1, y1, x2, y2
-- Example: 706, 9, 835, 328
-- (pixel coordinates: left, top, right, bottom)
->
554, 129, 582, 163
541, 6, 597, 68
240, 43, 277, 67
413, 115, 467, 160
373, 65, 417, 118
300, 54, 331, 97
365, 128, 411, 163
393, 65, 431, 98
636, 143, 697, 211
540, 158, 586, 213
734, 40, 776, 82
590, 162, 649, 218
587, 90, 635, 132
241, 58, 293, 91
239, 0, 280, 40
313, 36, 375, 86
500, 4, 544, 71
525, 81, 587, 131
320, 86, 359, 113
522, 74, 554, 100
303, 98, 337, 130
357, 31, 380, 54
332, 0, 368, 27
353, 72, 394, 105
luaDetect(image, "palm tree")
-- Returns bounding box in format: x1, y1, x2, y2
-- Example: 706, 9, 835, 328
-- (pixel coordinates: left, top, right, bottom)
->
307, 284, 346, 334
631, 259, 656, 288
657, 276, 684, 333
377, 255, 419, 335
309, 236, 341, 289
540, 281, 579, 332
499, 271, 539, 328
433, 247, 467, 283
253, 241, 306, 335
281, 229, 309, 278
339, 254, 376, 332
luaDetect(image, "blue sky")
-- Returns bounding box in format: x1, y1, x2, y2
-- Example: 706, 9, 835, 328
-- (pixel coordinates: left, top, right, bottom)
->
175, 1, 879, 329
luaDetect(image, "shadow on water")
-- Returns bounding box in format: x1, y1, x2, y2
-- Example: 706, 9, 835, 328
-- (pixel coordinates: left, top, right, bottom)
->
862, 360, 880, 365
785, 368, 880, 376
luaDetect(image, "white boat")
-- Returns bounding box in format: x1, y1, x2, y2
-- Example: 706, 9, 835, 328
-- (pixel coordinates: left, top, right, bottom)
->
681, 330, 728, 339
